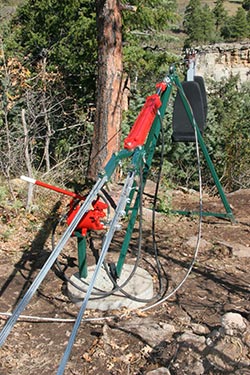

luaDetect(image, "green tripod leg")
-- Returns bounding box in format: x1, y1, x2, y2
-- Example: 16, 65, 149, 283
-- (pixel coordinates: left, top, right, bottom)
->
174, 75, 235, 223
75, 232, 88, 279
116, 81, 172, 277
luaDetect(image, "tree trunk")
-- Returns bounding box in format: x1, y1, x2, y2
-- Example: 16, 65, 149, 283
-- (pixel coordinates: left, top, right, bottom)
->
88, 0, 123, 180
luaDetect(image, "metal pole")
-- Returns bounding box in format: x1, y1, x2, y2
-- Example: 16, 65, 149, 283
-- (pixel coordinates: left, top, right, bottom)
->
0, 176, 108, 347
56, 171, 135, 375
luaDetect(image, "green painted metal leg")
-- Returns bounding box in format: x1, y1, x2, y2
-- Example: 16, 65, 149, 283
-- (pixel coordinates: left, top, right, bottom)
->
116, 84, 173, 277
197, 129, 235, 222
175, 76, 235, 223
76, 233, 87, 279
116, 190, 141, 277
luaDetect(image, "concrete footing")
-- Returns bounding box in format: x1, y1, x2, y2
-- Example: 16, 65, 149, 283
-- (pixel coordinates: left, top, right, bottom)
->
67, 264, 154, 310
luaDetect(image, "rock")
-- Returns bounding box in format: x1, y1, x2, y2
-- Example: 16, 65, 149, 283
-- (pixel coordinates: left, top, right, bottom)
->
205, 314, 250, 372
214, 240, 250, 257
177, 331, 206, 345
146, 368, 171, 375
144, 179, 157, 195
235, 369, 250, 375
159, 322, 176, 335
242, 328, 250, 347
196, 42, 250, 84
169, 305, 191, 325
119, 317, 176, 347
191, 361, 205, 375
207, 335, 250, 371
221, 312, 247, 336
142, 207, 162, 222
191, 323, 210, 335
185, 236, 211, 251
232, 243, 250, 258
171, 345, 205, 375
206, 329, 221, 346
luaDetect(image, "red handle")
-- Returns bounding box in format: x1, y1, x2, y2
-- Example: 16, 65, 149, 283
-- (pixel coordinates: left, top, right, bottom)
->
21, 175, 84, 200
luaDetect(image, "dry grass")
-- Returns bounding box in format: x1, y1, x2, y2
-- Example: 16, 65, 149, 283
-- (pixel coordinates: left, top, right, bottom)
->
177, 0, 243, 16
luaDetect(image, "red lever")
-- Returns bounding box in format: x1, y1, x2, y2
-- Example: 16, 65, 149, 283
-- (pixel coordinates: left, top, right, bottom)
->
124, 94, 162, 150
20, 176, 85, 200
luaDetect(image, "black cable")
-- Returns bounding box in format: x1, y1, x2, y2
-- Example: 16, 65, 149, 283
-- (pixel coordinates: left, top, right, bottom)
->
52, 141, 168, 303
92, 110, 170, 303
51, 189, 151, 299
51, 105, 171, 304
101, 163, 166, 303
151, 110, 170, 294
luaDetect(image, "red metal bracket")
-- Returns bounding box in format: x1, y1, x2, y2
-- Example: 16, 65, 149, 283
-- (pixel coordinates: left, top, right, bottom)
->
66, 197, 108, 236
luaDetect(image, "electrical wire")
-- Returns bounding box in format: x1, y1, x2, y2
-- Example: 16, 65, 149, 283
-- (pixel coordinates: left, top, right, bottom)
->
101, 161, 167, 303
0, 92, 203, 325
53, 151, 167, 303
51, 106, 172, 304
0, 312, 110, 323
141, 85, 203, 312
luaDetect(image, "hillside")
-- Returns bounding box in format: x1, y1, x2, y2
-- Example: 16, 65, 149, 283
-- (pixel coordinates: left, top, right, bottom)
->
0, 0, 23, 20
177, 0, 243, 15
0, 181, 250, 374
0, 0, 244, 23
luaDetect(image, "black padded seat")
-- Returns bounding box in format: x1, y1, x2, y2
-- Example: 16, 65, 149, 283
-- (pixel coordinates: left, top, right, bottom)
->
172, 81, 206, 142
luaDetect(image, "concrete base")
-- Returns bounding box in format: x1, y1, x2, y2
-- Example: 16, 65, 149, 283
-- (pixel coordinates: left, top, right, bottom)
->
67, 264, 154, 310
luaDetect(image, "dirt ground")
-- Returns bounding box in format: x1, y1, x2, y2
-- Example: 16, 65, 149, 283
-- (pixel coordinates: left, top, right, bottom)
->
0, 182, 249, 375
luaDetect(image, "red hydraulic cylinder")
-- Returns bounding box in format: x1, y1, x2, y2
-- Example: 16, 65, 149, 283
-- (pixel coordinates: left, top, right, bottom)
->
124, 93, 162, 150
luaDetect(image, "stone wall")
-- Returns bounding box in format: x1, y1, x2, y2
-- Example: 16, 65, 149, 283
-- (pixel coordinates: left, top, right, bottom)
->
195, 42, 250, 83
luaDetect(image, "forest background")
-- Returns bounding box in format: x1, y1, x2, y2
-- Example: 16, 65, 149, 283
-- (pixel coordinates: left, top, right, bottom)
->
0, 0, 250, 211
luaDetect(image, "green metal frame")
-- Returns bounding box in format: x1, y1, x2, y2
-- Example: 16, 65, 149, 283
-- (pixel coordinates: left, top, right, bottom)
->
78, 66, 235, 279
75, 232, 88, 279
173, 74, 235, 222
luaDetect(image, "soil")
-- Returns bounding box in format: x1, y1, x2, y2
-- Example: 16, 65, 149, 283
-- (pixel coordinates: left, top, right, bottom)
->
0, 182, 249, 375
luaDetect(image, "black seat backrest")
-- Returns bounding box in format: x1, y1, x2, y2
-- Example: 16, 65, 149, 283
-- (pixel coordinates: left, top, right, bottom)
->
172, 79, 207, 142
194, 76, 207, 121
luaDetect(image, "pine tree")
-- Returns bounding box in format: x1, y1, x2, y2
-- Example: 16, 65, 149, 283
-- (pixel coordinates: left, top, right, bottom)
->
242, 0, 250, 11
1, 0, 178, 179
183, 0, 203, 44
9, 0, 97, 103
213, 0, 228, 32
88, 0, 123, 179
208, 76, 250, 190
230, 7, 249, 39
247, 11, 250, 37
122, 0, 178, 88
233, 7, 249, 39
200, 4, 216, 43
183, 0, 216, 44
